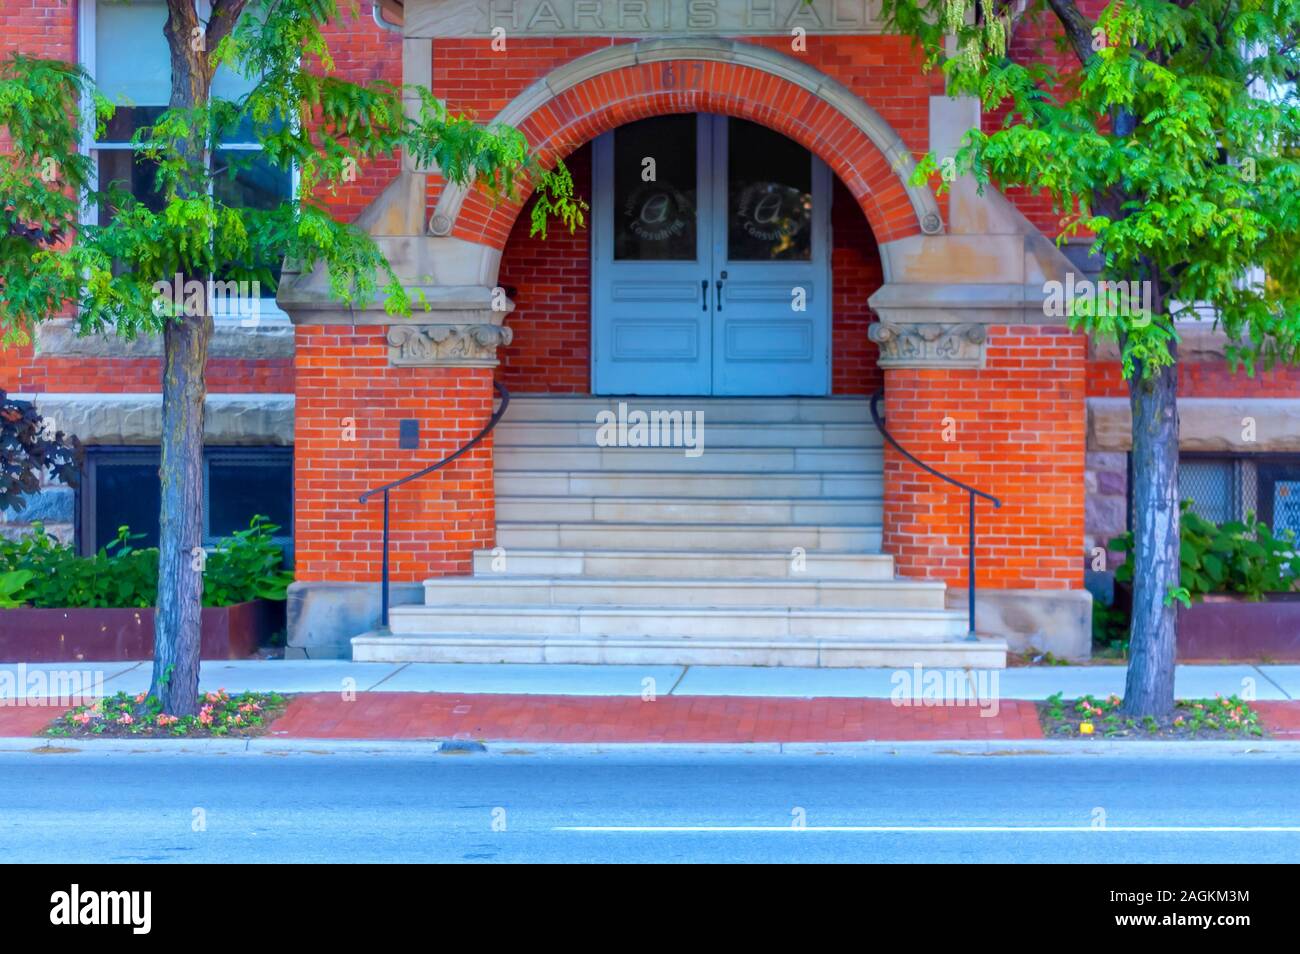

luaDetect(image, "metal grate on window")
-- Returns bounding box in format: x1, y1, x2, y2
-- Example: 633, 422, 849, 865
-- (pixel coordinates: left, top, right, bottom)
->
1129, 455, 1260, 530
1178, 457, 1258, 523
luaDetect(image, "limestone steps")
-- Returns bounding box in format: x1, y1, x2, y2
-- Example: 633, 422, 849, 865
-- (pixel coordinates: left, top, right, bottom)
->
470, 547, 897, 579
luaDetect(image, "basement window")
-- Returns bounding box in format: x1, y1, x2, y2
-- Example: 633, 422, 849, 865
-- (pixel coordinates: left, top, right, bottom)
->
78, 447, 293, 558
1173, 453, 1300, 537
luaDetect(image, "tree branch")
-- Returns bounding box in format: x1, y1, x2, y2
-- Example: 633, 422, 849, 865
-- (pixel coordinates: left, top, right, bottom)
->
1045, 0, 1096, 66
207, 0, 250, 57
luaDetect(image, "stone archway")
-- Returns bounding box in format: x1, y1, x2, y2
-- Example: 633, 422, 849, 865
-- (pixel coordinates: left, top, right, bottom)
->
430, 37, 945, 264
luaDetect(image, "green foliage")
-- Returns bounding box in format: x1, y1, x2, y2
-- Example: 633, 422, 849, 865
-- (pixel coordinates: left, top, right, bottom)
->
0, 524, 159, 609
0, 388, 81, 512
882, 0, 1300, 381
1041, 692, 1263, 737
0, 516, 292, 609
0, 0, 586, 344
1111, 500, 1299, 604
49, 688, 288, 738
1091, 601, 1130, 656
203, 515, 295, 604
0, 569, 33, 608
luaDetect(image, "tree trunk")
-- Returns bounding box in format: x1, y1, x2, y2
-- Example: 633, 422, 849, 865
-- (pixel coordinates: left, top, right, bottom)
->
1122, 353, 1180, 718
149, 1, 215, 715
150, 312, 211, 714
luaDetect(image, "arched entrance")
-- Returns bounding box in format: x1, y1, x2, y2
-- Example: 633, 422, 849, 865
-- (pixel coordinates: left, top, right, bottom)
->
592, 113, 832, 395
428, 37, 945, 258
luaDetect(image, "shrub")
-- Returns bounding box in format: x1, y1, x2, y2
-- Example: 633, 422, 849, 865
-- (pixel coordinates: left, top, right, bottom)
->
0, 389, 81, 513
0, 515, 293, 608
1110, 501, 1299, 606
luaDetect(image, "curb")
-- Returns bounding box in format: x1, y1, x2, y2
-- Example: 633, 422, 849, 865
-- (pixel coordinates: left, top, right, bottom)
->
2, 737, 1299, 758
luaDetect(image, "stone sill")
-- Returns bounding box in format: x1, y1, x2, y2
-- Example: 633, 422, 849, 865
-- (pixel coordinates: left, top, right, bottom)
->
35, 315, 294, 360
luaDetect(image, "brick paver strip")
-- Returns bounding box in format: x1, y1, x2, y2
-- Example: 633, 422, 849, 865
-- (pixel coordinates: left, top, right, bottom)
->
13, 694, 1300, 743
268, 692, 1046, 742
0, 703, 79, 738
1255, 702, 1300, 738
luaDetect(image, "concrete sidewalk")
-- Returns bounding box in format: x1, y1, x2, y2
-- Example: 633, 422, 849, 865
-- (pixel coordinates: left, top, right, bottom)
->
1, 659, 1295, 700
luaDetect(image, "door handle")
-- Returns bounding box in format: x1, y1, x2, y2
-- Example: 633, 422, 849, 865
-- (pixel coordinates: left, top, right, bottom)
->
701, 279, 708, 311
715, 279, 724, 311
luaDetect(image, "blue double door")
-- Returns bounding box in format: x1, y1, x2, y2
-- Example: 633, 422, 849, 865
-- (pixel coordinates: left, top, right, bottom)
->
592, 114, 831, 396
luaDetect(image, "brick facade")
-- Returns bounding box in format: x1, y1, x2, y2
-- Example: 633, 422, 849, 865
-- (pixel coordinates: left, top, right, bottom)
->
882, 326, 1087, 590
292, 327, 494, 583
3, 0, 1295, 657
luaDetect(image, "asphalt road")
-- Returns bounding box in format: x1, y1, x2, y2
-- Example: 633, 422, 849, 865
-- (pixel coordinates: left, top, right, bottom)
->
2, 745, 1299, 863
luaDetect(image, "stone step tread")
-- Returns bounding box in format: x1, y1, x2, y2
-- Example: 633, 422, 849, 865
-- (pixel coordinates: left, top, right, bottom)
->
472, 547, 895, 559
428, 576, 943, 590
494, 447, 883, 457
496, 522, 883, 530
391, 604, 965, 619
495, 424, 882, 448
495, 494, 882, 503
494, 469, 883, 482
351, 633, 1007, 668
499, 396, 872, 425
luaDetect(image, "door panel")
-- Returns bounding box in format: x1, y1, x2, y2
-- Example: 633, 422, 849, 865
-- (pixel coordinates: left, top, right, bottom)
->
593, 114, 711, 395
711, 116, 830, 396
592, 114, 830, 396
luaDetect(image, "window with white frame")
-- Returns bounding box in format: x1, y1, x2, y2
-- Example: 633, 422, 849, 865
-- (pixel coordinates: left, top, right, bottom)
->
81, 0, 293, 318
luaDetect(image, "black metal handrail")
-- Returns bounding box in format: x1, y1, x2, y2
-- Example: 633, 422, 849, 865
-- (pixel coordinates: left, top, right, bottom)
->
869, 389, 1000, 640
360, 380, 511, 628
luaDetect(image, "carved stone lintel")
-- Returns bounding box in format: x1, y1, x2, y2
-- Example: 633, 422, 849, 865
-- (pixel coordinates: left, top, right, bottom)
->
386, 323, 514, 367
868, 321, 988, 369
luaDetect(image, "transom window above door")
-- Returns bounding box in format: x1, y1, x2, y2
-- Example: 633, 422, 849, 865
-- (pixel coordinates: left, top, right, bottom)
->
593, 114, 831, 396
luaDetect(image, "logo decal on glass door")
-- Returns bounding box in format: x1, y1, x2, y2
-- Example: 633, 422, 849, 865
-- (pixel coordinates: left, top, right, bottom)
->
735, 181, 810, 245
623, 183, 694, 244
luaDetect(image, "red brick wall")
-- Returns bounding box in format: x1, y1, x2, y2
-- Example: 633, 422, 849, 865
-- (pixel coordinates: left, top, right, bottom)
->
988, 0, 1109, 238
830, 177, 884, 396
0, 0, 74, 60
496, 144, 594, 394
1088, 356, 1300, 399
293, 326, 495, 583
883, 325, 1087, 589
316, 2, 403, 222
0, 345, 293, 394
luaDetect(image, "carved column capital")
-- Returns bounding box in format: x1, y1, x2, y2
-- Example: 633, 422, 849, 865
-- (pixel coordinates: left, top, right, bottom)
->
868, 321, 988, 369
386, 322, 514, 367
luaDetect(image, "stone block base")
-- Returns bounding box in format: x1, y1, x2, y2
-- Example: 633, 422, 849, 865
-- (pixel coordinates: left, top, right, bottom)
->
946, 588, 1093, 660
287, 581, 423, 659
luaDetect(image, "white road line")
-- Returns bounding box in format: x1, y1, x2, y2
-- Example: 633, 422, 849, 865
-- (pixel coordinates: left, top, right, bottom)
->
556, 825, 1300, 833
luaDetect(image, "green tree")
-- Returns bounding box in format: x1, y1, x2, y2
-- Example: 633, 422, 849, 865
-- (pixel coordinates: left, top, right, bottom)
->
883, 0, 1300, 715
0, 0, 582, 715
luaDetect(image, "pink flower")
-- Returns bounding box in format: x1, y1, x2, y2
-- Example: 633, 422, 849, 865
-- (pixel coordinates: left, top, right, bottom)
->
72, 712, 92, 725
117, 713, 133, 725
197, 705, 213, 726
134, 692, 146, 704
155, 714, 178, 727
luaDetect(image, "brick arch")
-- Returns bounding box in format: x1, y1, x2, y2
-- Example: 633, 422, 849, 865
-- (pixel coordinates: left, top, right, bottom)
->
429, 38, 944, 268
